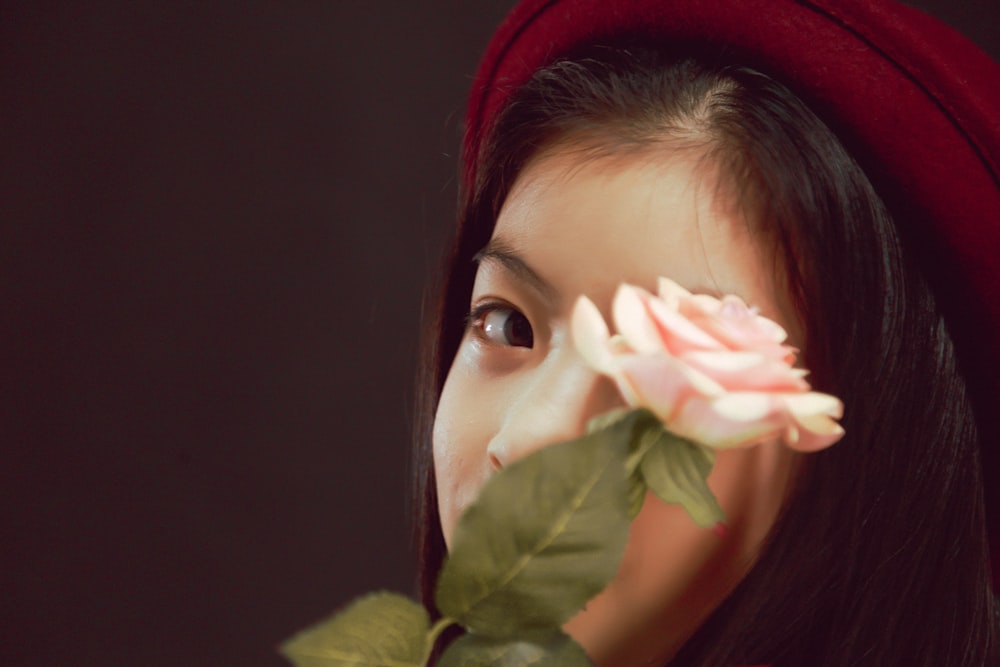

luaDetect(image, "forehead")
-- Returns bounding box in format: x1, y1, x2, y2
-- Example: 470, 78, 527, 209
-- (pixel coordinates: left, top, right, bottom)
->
490, 148, 769, 307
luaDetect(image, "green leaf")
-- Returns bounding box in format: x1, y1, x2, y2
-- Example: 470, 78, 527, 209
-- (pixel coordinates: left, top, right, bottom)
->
584, 407, 631, 434
281, 592, 431, 667
639, 429, 725, 528
436, 632, 593, 667
435, 410, 645, 637
622, 414, 665, 518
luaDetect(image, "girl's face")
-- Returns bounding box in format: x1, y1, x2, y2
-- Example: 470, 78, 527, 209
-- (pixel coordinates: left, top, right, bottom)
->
433, 147, 802, 666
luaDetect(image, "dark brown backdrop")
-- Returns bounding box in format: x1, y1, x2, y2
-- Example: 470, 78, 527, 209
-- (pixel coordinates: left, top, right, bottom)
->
2, 2, 995, 666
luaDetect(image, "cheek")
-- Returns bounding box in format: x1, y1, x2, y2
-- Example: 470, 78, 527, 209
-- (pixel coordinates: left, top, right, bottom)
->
432, 357, 494, 549
562, 442, 801, 663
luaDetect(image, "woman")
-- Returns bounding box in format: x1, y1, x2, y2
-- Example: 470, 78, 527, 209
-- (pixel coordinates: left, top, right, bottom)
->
414, 1, 1000, 664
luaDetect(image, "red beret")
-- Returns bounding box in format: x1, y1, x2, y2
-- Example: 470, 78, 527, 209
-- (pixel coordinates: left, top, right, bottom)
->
462, 0, 1000, 588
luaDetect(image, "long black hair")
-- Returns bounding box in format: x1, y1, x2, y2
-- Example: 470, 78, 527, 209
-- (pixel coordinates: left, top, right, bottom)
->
414, 45, 997, 666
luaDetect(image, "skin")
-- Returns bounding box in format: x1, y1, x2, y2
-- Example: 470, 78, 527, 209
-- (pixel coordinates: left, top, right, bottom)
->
433, 146, 802, 666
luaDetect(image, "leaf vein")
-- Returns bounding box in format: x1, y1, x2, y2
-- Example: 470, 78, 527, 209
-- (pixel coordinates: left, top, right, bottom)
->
476, 446, 617, 612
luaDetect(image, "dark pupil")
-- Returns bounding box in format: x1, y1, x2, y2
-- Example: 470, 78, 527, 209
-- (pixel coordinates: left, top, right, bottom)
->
505, 312, 533, 347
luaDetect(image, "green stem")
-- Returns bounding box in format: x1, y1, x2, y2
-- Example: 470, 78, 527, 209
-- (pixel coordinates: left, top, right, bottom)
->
422, 617, 457, 667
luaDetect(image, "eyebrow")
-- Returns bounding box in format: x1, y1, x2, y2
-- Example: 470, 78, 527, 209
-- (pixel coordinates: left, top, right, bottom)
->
472, 239, 557, 302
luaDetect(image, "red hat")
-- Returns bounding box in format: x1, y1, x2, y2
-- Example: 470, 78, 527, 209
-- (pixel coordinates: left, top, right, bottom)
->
462, 0, 1000, 587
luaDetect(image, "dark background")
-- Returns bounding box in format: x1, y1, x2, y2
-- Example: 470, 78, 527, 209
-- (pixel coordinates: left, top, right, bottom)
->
2, 2, 996, 666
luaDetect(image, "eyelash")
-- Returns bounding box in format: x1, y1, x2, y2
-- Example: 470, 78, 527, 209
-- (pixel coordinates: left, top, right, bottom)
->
466, 301, 535, 349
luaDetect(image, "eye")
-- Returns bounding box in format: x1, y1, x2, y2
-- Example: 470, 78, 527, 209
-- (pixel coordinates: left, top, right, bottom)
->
468, 303, 534, 348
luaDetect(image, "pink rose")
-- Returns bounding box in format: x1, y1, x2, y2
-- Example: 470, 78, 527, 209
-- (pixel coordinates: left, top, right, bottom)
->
571, 278, 844, 451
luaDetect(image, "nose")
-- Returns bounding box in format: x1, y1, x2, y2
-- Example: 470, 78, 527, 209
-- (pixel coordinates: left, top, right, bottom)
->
486, 345, 624, 470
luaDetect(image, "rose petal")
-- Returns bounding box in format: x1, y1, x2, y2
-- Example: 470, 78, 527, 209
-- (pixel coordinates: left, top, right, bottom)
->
680, 292, 791, 357
575, 277, 845, 456
787, 415, 845, 451
571, 295, 616, 374
613, 284, 666, 354
682, 293, 728, 319
607, 334, 633, 354
646, 295, 726, 353
671, 393, 787, 449
783, 392, 844, 419
721, 311, 789, 345
682, 350, 763, 371
782, 392, 846, 451
616, 354, 723, 421
656, 276, 692, 310
682, 351, 810, 392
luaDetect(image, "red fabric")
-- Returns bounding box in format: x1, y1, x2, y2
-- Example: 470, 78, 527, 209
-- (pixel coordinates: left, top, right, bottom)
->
463, 0, 1000, 589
